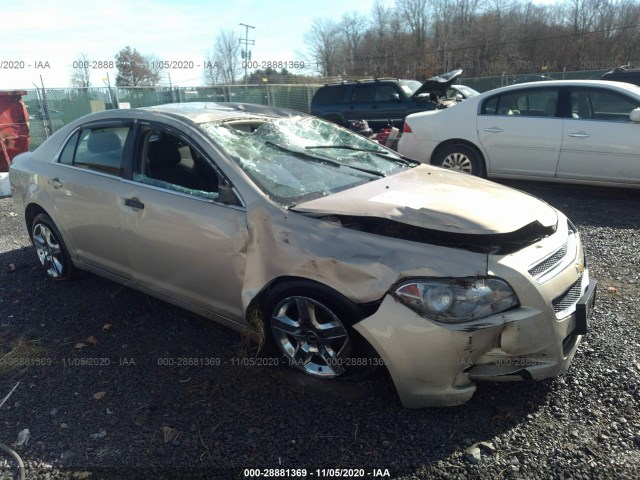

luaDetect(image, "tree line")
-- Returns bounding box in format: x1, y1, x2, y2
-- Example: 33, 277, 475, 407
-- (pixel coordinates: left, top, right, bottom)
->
303, 0, 640, 80
69, 0, 640, 88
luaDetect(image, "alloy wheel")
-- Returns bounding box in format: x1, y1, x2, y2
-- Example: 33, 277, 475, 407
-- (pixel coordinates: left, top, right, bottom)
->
441, 152, 473, 173
271, 296, 349, 378
33, 223, 64, 278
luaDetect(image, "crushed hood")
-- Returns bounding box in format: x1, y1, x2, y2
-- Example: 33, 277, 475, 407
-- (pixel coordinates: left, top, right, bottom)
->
412, 69, 464, 98
291, 165, 557, 236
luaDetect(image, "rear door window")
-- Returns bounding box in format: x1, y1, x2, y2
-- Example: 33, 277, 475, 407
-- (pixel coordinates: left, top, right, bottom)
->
481, 89, 559, 117
58, 125, 131, 176
351, 85, 373, 103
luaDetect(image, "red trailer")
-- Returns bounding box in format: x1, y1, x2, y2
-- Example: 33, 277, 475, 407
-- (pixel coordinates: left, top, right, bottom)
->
0, 90, 30, 172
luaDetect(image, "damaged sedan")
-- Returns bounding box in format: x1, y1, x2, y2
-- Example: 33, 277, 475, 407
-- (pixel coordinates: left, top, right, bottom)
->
9, 103, 597, 408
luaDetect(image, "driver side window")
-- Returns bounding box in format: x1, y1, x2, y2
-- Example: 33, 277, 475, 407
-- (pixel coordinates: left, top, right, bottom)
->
570, 88, 640, 122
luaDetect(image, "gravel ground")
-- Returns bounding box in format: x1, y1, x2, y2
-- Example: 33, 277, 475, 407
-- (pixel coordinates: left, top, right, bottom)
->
0, 181, 639, 480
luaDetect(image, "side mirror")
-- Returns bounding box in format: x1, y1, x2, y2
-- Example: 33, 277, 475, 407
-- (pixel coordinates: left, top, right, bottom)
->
454, 94, 463, 101
630, 108, 640, 122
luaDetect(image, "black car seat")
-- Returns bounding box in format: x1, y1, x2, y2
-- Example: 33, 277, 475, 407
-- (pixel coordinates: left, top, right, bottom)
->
147, 137, 199, 189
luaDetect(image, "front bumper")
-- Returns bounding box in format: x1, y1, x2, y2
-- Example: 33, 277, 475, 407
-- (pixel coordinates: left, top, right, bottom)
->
354, 274, 595, 408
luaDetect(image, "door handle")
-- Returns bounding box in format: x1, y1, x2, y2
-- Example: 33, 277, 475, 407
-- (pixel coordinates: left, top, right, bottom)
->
568, 132, 590, 138
484, 127, 503, 133
49, 177, 63, 189
124, 198, 145, 210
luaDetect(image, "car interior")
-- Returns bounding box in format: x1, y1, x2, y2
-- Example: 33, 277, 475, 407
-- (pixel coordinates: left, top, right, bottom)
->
136, 130, 220, 200
73, 127, 127, 176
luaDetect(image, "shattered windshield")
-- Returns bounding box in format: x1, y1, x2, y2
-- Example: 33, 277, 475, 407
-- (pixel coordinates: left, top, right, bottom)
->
200, 116, 416, 206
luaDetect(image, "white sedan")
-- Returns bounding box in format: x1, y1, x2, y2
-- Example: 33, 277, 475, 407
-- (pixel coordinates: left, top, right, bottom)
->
398, 80, 640, 187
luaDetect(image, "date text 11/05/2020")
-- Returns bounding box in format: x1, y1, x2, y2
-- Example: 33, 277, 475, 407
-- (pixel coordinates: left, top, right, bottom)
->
65, 60, 309, 70
243, 468, 392, 478
155, 357, 387, 368
0, 355, 548, 370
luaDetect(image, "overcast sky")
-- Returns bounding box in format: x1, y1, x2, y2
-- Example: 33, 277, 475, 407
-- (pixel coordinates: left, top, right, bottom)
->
1, 0, 557, 90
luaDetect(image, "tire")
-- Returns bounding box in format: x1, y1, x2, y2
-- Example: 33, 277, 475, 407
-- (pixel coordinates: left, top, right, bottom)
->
262, 280, 378, 381
433, 144, 485, 177
31, 213, 76, 280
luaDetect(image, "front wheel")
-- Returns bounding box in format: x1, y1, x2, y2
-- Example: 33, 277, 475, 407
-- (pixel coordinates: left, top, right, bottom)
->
433, 144, 484, 177
263, 281, 377, 380
31, 213, 76, 280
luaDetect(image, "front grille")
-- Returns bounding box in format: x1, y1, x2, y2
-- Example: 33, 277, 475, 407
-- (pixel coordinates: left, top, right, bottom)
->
529, 242, 568, 278
552, 274, 583, 314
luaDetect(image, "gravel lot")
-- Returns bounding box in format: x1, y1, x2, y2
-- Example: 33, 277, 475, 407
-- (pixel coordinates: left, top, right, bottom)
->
1, 181, 639, 480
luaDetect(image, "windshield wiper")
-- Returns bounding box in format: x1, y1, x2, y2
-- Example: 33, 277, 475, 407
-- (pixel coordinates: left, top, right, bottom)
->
305, 145, 389, 154
306, 145, 415, 166
265, 141, 385, 177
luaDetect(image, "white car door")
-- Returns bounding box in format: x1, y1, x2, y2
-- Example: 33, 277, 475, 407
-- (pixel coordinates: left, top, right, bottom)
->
477, 87, 563, 177
557, 87, 640, 185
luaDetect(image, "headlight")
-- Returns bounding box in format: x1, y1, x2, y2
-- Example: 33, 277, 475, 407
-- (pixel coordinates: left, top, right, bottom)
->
393, 277, 519, 324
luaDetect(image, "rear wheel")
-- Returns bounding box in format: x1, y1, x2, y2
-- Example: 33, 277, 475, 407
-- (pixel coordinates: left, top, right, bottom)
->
433, 144, 484, 177
263, 281, 377, 380
31, 213, 76, 280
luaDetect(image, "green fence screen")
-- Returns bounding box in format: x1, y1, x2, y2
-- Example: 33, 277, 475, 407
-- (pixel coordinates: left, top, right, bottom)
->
21, 69, 610, 149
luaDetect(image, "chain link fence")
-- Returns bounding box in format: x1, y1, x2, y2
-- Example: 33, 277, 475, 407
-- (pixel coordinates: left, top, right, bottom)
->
23, 84, 323, 149
21, 69, 611, 150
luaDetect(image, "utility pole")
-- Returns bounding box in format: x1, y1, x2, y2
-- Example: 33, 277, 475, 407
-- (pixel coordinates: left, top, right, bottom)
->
239, 23, 255, 85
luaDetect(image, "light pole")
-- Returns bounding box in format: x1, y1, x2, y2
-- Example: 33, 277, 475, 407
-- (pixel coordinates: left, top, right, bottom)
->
239, 23, 255, 85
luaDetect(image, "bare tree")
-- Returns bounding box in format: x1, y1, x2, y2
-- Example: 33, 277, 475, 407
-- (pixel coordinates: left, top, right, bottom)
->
70, 52, 91, 88
302, 0, 640, 81
431, 0, 452, 73
211, 30, 241, 84
367, 2, 412, 77
397, 0, 430, 51
304, 18, 340, 77
615, 0, 640, 63
338, 12, 369, 75
144, 54, 165, 86
203, 53, 224, 85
